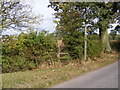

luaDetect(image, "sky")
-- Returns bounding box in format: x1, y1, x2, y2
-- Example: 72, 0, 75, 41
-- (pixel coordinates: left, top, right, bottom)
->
30, 0, 118, 34
31, 0, 57, 33
1, 0, 119, 35
2, 0, 56, 35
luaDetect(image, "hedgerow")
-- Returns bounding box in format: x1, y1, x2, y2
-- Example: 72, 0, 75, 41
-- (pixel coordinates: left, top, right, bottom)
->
2, 31, 104, 73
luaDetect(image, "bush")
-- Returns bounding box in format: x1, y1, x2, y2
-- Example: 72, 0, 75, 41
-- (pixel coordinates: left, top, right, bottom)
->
2, 56, 26, 73
109, 35, 120, 40
63, 34, 102, 60
87, 35, 102, 58
2, 31, 57, 73
63, 31, 84, 59
2, 31, 103, 73
60, 55, 72, 61
110, 40, 120, 53
87, 40, 102, 58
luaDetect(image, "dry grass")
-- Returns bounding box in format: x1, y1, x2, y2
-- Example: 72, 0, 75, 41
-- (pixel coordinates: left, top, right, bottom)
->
2, 53, 118, 88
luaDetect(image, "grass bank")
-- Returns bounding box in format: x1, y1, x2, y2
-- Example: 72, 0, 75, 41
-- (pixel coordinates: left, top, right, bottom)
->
2, 53, 119, 88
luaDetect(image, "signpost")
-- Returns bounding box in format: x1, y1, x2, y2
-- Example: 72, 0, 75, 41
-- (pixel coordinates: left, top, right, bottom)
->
84, 25, 87, 61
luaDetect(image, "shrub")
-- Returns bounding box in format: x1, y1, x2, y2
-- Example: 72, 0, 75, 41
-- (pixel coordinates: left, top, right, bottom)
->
87, 35, 102, 59
2, 31, 57, 73
2, 31, 103, 73
110, 40, 120, 53
60, 55, 72, 62
2, 56, 26, 73
63, 34, 102, 60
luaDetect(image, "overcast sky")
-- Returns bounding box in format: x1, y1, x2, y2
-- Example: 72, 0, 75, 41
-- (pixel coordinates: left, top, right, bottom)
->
31, 0, 57, 33
2, 0, 56, 35
2, 0, 119, 35
31, 0, 118, 34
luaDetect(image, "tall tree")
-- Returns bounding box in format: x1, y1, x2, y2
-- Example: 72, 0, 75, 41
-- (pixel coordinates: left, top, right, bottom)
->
49, 2, 120, 53
94, 2, 119, 52
50, 3, 97, 58
0, 0, 41, 34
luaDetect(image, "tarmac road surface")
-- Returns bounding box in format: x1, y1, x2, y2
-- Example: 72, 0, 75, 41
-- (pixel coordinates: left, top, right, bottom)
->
51, 61, 119, 88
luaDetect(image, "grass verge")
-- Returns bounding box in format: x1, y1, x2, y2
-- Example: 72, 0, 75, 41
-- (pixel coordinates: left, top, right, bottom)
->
2, 53, 119, 88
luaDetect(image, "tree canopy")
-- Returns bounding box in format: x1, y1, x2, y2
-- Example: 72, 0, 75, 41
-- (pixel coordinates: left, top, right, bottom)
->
0, 0, 42, 34
49, 2, 120, 53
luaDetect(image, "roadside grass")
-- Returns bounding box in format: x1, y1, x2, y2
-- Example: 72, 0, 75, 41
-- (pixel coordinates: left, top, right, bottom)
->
2, 53, 119, 88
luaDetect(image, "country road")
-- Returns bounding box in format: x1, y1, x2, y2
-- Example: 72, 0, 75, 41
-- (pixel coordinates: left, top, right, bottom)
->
51, 61, 119, 88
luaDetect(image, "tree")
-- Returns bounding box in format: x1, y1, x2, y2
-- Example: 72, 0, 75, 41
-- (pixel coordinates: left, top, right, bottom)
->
0, 0, 41, 34
50, 3, 102, 59
49, 2, 120, 53
51, 3, 86, 58
93, 2, 119, 52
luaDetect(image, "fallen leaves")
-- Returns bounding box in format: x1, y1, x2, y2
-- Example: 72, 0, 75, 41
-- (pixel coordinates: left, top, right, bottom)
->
3, 53, 118, 88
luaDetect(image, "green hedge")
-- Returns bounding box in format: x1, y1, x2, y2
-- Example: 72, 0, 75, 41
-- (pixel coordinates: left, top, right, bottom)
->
2, 32, 105, 73
87, 35, 102, 59
110, 40, 120, 53
2, 31, 57, 73
63, 34, 102, 60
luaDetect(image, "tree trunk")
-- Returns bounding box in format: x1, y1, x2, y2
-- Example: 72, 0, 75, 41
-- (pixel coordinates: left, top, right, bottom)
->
99, 28, 112, 53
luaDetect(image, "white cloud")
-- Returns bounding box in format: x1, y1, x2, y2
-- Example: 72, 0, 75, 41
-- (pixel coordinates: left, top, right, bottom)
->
31, 0, 56, 33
